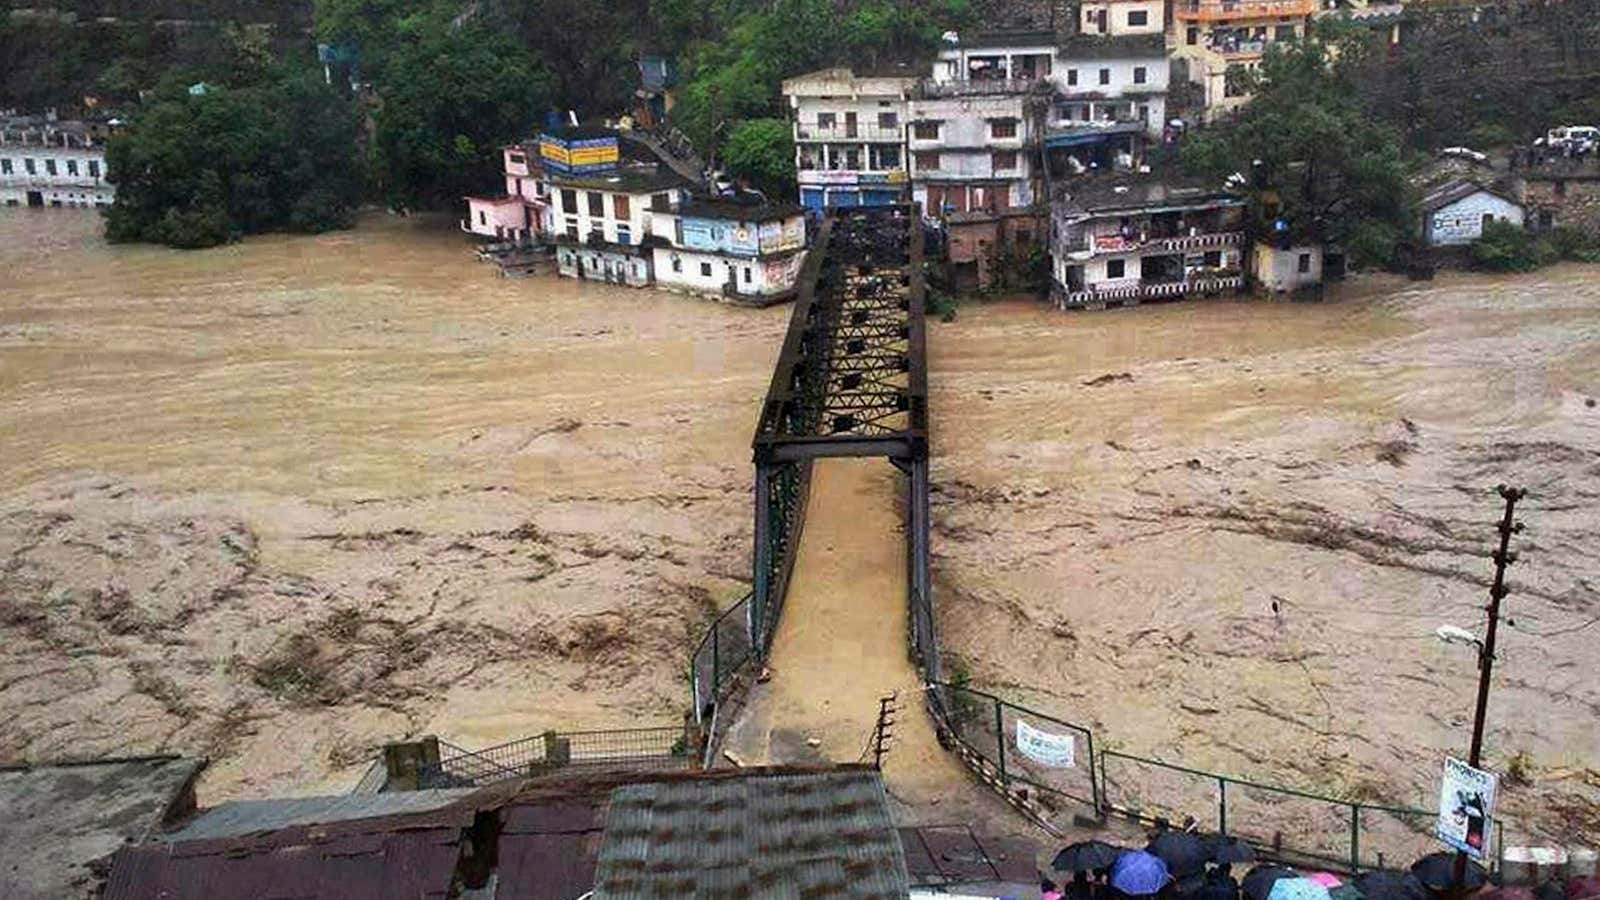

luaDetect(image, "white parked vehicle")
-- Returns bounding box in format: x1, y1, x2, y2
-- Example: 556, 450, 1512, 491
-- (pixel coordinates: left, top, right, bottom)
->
1545, 125, 1600, 151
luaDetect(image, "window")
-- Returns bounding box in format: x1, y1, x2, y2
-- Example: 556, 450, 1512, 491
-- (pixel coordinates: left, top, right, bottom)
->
914, 151, 940, 170
1106, 258, 1126, 278
1276, 25, 1295, 40
743, 267, 752, 284
700, 262, 713, 277
1204, 250, 1222, 267
1133, 66, 1147, 84
990, 119, 1017, 139
652, 192, 671, 211
45, 159, 57, 176
878, 112, 898, 130
66, 159, 78, 177
613, 194, 630, 219
479, 210, 487, 225
844, 149, 861, 169
1297, 252, 1312, 273
1099, 68, 1111, 86
992, 151, 1018, 171
24, 158, 36, 175
913, 121, 940, 140
876, 146, 901, 169
1066, 69, 1078, 87
560, 188, 577, 214
1482, 213, 1495, 229
509, 151, 526, 166
672, 256, 682, 273
1128, 9, 1149, 25
587, 191, 604, 217
817, 112, 836, 130
1187, 26, 1199, 45
0, 159, 9, 175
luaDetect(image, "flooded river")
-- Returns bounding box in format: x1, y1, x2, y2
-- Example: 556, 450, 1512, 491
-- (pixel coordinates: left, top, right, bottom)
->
1, 210, 1595, 844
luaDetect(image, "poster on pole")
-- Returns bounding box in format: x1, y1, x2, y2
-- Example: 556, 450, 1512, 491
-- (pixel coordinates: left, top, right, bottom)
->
1436, 757, 1498, 859
1015, 720, 1076, 768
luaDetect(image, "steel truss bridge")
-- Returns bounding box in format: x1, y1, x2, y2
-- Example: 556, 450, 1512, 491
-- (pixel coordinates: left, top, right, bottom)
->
747, 204, 933, 667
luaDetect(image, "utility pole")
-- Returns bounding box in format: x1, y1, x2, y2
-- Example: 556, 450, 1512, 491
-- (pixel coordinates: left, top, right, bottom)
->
1454, 484, 1525, 891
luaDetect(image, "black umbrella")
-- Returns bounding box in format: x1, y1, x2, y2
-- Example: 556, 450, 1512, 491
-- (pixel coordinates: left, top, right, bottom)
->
1243, 865, 1301, 900
1206, 834, 1258, 866
1150, 831, 1211, 879
1352, 869, 1426, 900
1410, 853, 1488, 892
1054, 840, 1126, 873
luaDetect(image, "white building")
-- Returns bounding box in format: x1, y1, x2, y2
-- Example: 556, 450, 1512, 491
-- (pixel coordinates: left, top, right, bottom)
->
1418, 180, 1525, 247
1051, 179, 1247, 309
907, 92, 1038, 217
649, 199, 808, 303
783, 67, 917, 211
0, 123, 114, 209
547, 167, 687, 286
1049, 34, 1169, 142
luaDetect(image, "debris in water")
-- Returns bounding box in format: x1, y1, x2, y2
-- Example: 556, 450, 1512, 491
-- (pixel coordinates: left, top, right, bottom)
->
1082, 372, 1134, 387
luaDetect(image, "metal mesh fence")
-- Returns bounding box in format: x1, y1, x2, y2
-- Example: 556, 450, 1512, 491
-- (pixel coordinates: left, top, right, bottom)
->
1099, 750, 1444, 873
690, 594, 755, 724
419, 726, 691, 789
932, 682, 1101, 813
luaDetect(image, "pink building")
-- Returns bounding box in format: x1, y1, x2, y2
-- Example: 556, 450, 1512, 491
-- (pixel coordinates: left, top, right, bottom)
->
462, 142, 551, 243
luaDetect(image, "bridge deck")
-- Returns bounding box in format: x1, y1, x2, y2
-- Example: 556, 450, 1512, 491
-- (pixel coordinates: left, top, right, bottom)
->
723, 460, 966, 807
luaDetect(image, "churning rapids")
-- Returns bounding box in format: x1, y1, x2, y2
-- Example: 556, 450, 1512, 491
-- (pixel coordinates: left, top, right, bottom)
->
1, 210, 1595, 845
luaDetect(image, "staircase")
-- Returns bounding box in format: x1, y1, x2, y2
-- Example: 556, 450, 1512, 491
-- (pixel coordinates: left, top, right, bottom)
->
619, 127, 709, 189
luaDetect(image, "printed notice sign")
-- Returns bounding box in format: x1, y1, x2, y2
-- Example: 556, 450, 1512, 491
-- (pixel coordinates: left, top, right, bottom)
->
1437, 757, 1498, 859
1015, 720, 1076, 768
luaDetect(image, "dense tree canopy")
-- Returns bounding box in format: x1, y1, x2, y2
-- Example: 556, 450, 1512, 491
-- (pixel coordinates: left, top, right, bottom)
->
1183, 21, 1415, 266
722, 119, 797, 199
104, 65, 363, 249
370, 25, 553, 210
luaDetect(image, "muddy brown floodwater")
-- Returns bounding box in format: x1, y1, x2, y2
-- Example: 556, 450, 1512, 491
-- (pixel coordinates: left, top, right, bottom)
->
1, 209, 1596, 850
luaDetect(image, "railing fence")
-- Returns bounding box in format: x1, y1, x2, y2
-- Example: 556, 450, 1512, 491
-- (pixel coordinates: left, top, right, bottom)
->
690, 593, 755, 724
417, 726, 690, 789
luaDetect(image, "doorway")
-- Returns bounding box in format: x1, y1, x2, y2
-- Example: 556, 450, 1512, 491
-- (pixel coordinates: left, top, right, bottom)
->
26, 191, 43, 207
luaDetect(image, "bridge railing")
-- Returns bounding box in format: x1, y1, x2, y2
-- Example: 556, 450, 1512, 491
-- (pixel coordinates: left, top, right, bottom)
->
418, 726, 692, 789
691, 593, 756, 724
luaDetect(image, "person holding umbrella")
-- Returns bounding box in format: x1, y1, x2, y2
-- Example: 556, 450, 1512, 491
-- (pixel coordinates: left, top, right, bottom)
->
1112, 850, 1174, 898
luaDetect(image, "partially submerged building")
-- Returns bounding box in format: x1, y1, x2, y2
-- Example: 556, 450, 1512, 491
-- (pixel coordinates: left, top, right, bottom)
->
548, 166, 688, 287
649, 198, 809, 302
0, 117, 116, 208
1051, 178, 1246, 308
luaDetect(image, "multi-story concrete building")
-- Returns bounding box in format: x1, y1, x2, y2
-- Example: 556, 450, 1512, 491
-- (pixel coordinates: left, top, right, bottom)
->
1050, 178, 1246, 309
0, 120, 114, 209
547, 166, 688, 286
1045, 33, 1170, 172
649, 199, 808, 302
783, 67, 917, 211
1170, 0, 1318, 118
463, 140, 550, 244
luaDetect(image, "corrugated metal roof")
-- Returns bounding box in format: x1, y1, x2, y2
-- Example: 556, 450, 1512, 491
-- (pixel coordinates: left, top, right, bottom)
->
159, 789, 478, 842
103, 825, 462, 900
590, 770, 910, 899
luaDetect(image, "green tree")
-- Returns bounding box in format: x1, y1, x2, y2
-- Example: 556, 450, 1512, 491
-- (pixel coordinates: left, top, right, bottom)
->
722, 119, 796, 198
105, 67, 364, 249
369, 25, 553, 210
1182, 20, 1415, 267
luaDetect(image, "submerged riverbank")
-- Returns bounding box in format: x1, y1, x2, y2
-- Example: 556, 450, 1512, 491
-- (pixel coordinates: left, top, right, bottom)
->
0, 210, 1594, 846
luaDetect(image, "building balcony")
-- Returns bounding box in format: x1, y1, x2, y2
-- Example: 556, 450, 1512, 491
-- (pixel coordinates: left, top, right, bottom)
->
1208, 38, 1269, 55
1174, 0, 1316, 21
797, 168, 908, 186
1056, 274, 1245, 308
1056, 229, 1243, 261
0, 174, 106, 189
793, 123, 903, 142
918, 77, 1051, 98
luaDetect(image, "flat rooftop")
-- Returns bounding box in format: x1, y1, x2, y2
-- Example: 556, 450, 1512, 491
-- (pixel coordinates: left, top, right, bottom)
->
0, 755, 204, 899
